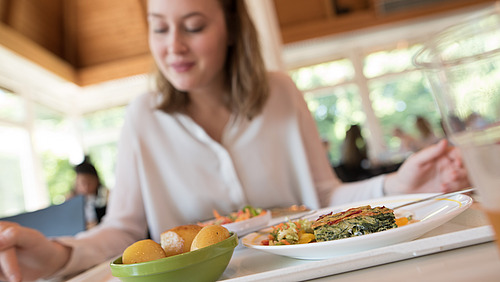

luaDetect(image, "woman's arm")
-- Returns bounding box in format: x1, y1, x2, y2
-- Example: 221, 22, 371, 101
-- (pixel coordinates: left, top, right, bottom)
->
0, 222, 71, 282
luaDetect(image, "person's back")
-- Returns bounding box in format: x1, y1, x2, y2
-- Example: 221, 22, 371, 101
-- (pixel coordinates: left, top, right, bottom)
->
341, 124, 367, 169
337, 125, 370, 182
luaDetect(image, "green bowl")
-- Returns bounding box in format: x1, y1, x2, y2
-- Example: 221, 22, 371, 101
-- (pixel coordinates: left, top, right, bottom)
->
110, 232, 238, 282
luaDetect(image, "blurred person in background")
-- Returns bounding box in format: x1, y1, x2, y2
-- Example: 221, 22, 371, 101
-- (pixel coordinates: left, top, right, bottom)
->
335, 124, 371, 182
415, 116, 439, 149
67, 156, 108, 229
393, 126, 419, 154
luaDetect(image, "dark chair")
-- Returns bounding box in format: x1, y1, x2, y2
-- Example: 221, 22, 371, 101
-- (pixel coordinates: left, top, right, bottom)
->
0, 195, 86, 237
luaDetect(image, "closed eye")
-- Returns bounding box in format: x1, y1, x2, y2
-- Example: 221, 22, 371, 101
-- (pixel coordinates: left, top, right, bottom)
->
186, 26, 205, 33
153, 28, 168, 33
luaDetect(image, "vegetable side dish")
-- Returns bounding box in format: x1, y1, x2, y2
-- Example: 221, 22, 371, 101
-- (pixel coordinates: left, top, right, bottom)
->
262, 205, 414, 246
200, 205, 268, 226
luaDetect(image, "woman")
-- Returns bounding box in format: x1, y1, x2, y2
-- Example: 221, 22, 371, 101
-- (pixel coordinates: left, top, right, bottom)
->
0, 0, 469, 281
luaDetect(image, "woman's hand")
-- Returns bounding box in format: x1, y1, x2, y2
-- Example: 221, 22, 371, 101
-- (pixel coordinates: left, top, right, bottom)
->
384, 139, 471, 195
0, 221, 71, 282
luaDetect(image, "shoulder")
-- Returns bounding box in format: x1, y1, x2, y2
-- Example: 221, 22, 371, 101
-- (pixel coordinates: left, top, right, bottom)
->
260, 71, 309, 119
126, 92, 157, 116
266, 71, 303, 101
121, 92, 162, 133
267, 71, 297, 91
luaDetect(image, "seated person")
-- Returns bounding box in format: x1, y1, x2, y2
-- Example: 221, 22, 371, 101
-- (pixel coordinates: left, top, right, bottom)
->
67, 157, 108, 228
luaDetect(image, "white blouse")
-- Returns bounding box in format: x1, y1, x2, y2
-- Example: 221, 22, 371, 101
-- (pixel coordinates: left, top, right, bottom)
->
57, 72, 385, 276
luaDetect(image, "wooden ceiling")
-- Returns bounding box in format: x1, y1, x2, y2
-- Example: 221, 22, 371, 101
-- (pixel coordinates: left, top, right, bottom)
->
0, 0, 497, 87
0, 0, 152, 86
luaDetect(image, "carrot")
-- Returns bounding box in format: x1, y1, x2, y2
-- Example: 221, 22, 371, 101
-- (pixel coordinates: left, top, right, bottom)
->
213, 209, 222, 219
395, 217, 409, 227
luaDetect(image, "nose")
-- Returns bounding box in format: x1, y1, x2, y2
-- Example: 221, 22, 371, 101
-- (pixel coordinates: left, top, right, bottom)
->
167, 30, 188, 54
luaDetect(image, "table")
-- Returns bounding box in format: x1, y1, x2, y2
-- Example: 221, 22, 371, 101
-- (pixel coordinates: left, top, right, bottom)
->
68, 204, 499, 282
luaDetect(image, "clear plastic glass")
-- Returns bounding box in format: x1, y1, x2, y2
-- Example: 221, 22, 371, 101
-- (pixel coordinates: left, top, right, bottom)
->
414, 4, 500, 252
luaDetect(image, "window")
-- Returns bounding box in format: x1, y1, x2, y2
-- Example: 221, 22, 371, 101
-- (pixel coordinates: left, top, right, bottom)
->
0, 126, 29, 217
0, 87, 25, 123
81, 106, 126, 190
290, 59, 364, 164
369, 71, 442, 151
33, 104, 78, 205
0, 84, 129, 216
365, 45, 444, 153
289, 43, 445, 166
303, 85, 365, 164
290, 58, 355, 91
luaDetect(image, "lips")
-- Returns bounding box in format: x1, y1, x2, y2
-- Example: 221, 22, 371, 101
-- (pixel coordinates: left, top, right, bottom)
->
170, 61, 195, 73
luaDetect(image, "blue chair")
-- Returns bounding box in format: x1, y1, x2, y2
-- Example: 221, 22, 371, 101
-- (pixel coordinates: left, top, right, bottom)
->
0, 195, 86, 237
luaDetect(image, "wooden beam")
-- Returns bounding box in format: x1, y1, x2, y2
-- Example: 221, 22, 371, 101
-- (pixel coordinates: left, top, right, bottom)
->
0, 0, 13, 23
77, 53, 153, 86
279, 0, 498, 44
62, 0, 79, 67
0, 22, 76, 82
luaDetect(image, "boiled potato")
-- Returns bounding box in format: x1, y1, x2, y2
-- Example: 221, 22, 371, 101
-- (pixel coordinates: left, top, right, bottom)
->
161, 224, 202, 256
190, 225, 230, 251
122, 239, 166, 264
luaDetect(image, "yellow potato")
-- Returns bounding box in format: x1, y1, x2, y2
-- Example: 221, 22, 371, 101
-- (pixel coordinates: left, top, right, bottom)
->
298, 233, 315, 244
122, 239, 166, 264
161, 224, 202, 256
190, 225, 230, 251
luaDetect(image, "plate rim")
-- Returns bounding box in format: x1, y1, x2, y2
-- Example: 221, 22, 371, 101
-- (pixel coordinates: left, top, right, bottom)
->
241, 193, 473, 257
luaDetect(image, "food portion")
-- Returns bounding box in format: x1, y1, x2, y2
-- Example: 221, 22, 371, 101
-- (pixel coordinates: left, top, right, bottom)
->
161, 224, 203, 256
262, 219, 315, 245
122, 239, 167, 264
262, 205, 409, 246
191, 225, 231, 251
200, 205, 267, 226
312, 205, 397, 242
122, 224, 231, 264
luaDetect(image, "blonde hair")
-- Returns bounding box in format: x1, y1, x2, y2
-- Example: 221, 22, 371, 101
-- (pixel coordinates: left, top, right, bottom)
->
153, 0, 269, 119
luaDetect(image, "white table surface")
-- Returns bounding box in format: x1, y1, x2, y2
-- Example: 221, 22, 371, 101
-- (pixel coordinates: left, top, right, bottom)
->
67, 204, 499, 282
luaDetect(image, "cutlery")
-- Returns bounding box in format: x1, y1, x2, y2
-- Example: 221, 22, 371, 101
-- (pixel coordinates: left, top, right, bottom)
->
392, 188, 475, 210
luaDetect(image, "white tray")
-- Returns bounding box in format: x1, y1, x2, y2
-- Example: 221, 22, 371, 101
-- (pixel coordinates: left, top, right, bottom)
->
67, 205, 494, 282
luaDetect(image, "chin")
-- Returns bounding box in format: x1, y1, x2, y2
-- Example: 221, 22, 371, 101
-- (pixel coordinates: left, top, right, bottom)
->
169, 79, 201, 92
170, 83, 192, 92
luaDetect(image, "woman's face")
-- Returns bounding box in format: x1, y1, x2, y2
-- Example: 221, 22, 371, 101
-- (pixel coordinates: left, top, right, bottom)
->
147, 0, 229, 93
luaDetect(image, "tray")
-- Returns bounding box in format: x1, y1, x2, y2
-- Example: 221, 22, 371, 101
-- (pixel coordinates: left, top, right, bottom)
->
67, 205, 494, 282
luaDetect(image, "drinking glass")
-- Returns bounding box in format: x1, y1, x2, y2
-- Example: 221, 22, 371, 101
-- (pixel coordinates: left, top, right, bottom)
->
414, 5, 500, 251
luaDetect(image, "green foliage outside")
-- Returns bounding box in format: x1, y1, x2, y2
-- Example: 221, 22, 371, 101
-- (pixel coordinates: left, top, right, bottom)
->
369, 72, 444, 151
303, 85, 366, 164
42, 152, 75, 205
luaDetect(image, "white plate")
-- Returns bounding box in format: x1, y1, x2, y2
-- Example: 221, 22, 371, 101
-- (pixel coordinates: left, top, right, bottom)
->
205, 210, 271, 237
241, 193, 473, 260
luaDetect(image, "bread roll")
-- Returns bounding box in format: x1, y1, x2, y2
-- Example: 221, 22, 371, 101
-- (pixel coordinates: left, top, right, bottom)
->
190, 225, 230, 251
161, 224, 202, 256
122, 239, 166, 264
